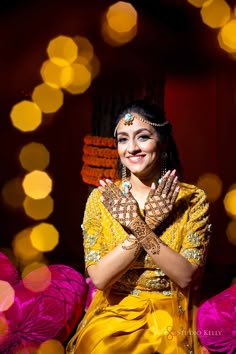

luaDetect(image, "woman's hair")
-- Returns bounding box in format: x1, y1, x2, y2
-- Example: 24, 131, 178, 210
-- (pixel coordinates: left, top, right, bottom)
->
114, 100, 183, 179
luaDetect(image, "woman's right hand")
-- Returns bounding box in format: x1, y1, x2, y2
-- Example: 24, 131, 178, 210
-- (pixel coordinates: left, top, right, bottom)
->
144, 170, 180, 230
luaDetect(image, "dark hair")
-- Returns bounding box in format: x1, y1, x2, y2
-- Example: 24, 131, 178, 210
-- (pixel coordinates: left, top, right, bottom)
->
114, 100, 183, 180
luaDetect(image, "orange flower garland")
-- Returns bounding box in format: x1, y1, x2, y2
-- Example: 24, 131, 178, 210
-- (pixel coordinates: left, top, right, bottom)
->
81, 135, 120, 186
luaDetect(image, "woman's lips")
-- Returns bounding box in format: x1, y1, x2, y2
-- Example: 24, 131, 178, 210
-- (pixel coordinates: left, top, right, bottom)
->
126, 155, 145, 163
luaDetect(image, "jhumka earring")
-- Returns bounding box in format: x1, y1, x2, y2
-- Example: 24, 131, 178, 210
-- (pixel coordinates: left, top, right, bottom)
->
160, 152, 168, 177
122, 164, 131, 195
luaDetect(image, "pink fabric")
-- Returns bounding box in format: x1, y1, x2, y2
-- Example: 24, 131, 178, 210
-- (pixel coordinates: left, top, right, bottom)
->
196, 284, 236, 354
0, 253, 87, 353
85, 277, 96, 311
0, 252, 20, 285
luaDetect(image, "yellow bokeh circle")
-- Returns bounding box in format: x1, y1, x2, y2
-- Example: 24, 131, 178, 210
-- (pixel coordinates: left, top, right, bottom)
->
32, 83, 64, 114
23, 195, 54, 220
30, 223, 59, 252
19, 142, 50, 172
22, 170, 52, 200
47, 35, 78, 66
224, 188, 236, 217
10, 100, 42, 132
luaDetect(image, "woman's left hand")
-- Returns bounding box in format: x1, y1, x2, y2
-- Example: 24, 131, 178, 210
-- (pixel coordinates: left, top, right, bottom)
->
144, 170, 180, 230
98, 179, 140, 229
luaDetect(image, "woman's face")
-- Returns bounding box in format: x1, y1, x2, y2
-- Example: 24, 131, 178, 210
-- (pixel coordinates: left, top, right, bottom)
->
116, 115, 161, 179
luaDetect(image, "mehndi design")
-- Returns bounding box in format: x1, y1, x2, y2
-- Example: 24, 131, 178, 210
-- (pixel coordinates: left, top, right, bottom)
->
145, 171, 179, 230
99, 180, 140, 228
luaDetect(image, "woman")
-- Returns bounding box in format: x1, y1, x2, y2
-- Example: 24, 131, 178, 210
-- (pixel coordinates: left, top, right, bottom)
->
66, 100, 211, 354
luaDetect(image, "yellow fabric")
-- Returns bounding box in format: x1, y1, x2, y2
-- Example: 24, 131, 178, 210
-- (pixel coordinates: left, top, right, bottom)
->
66, 182, 211, 354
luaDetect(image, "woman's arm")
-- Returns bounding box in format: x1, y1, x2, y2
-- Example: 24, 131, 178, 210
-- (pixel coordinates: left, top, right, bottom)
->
87, 234, 141, 290
128, 217, 198, 289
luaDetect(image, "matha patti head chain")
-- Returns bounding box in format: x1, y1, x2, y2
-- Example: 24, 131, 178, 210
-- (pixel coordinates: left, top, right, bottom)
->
114, 112, 169, 137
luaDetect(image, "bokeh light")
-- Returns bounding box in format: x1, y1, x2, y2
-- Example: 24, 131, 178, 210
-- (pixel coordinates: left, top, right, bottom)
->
12, 228, 43, 264
38, 339, 64, 354
187, 0, 209, 7
30, 223, 59, 252
200, 0, 231, 28
1, 177, 25, 208
0, 281, 15, 311
219, 19, 236, 52
73, 36, 94, 64
21, 261, 48, 278
197, 173, 223, 202
22, 170, 52, 200
226, 220, 236, 246
22, 265, 52, 292
32, 83, 64, 113
223, 187, 236, 218
19, 142, 50, 172
40, 59, 73, 88
106, 1, 137, 33
102, 1, 138, 46
65, 63, 91, 94
23, 195, 54, 220
102, 19, 137, 46
10, 100, 42, 132
47, 35, 78, 66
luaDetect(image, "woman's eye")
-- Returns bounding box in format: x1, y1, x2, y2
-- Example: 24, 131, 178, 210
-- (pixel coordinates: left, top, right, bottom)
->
138, 135, 150, 141
117, 137, 127, 143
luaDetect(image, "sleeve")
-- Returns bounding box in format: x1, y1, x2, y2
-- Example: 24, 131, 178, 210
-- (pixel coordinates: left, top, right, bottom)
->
82, 188, 104, 269
179, 188, 212, 267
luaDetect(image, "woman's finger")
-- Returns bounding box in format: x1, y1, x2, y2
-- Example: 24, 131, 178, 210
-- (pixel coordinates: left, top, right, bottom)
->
168, 176, 178, 199
105, 179, 124, 198
157, 170, 171, 194
147, 182, 156, 199
171, 185, 180, 203
162, 170, 177, 195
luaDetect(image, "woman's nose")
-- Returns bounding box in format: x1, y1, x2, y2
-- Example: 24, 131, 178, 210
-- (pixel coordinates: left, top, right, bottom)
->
127, 139, 140, 154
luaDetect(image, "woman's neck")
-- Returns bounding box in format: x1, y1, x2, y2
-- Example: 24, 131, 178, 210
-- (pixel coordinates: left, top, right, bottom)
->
129, 170, 160, 192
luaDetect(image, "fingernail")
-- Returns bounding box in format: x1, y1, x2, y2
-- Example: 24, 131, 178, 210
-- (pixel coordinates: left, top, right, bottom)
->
151, 182, 155, 189
174, 176, 178, 182
171, 169, 176, 175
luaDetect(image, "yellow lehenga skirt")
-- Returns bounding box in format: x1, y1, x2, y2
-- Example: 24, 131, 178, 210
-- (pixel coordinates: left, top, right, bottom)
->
66, 289, 196, 354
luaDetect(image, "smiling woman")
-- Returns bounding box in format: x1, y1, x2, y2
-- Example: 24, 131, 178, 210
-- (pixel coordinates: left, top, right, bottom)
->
66, 100, 211, 354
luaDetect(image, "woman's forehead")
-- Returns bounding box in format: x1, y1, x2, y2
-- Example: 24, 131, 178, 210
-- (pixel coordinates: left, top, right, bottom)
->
117, 117, 156, 135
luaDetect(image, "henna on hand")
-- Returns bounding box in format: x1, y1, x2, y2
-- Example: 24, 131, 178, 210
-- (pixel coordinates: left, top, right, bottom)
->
145, 170, 180, 230
121, 234, 142, 257
129, 217, 165, 255
99, 179, 140, 228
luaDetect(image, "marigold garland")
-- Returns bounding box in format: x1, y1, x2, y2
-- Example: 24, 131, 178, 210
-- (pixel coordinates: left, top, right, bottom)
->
84, 135, 117, 148
82, 155, 118, 169
81, 164, 119, 186
83, 145, 118, 159
81, 135, 120, 186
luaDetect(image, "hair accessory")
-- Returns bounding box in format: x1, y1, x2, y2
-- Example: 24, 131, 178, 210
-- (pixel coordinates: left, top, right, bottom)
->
114, 112, 169, 136
124, 113, 134, 125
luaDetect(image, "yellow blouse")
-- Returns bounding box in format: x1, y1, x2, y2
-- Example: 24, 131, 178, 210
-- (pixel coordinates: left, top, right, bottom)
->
66, 182, 211, 354
83, 182, 211, 296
